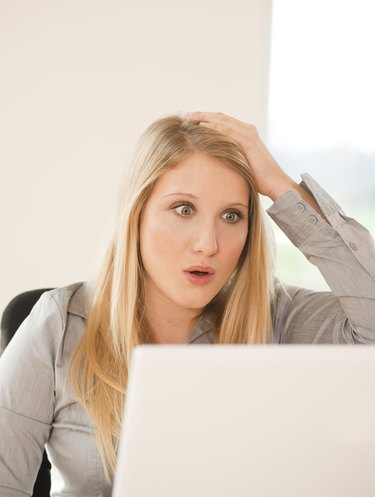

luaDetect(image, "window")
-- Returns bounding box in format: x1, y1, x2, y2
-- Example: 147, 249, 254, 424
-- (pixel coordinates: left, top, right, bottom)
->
268, 0, 375, 289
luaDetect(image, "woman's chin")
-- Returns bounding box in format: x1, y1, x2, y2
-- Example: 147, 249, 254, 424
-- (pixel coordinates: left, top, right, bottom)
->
175, 296, 214, 312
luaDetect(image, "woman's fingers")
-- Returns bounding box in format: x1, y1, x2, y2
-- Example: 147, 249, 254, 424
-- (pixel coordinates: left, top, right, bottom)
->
185, 112, 256, 153
185, 111, 294, 200
185, 111, 228, 123
185, 112, 245, 132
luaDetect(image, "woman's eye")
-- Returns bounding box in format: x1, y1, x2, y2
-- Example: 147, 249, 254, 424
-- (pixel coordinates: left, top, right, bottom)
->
174, 204, 193, 217
223, 211, 242, 224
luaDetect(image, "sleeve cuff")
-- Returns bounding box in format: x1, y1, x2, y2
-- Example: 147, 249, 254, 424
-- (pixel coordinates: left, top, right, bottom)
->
266, 186, 330, 247
266, 173, 375, 279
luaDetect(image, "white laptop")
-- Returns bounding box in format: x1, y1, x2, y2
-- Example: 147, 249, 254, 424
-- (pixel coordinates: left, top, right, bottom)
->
112, 345, 375, 497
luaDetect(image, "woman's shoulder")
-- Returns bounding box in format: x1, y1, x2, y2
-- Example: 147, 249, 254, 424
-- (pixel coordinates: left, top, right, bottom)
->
1, 282, 93, 366
45, 281, 93, 322
37, 282, 94, 361
271, 278, 348, 344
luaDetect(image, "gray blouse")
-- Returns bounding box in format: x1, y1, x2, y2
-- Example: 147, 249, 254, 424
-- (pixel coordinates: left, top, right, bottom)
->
1, 174, 375, 496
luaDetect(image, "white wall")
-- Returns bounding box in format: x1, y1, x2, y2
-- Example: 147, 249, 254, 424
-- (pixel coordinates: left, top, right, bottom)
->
0, 0, 273, 316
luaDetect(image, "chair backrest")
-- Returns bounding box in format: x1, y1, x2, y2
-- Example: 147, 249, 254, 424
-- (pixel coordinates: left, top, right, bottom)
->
1, 288, 54, 497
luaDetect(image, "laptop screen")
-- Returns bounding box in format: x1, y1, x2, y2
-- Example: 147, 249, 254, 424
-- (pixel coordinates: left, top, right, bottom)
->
112, 345, 375, 497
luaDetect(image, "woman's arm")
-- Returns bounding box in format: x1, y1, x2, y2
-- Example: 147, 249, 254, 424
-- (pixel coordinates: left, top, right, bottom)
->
0, 293, 59, 496
267, 175, 375, 343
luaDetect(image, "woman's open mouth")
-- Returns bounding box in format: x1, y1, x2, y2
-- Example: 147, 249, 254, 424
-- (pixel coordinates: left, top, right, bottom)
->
183, 267, 215, 286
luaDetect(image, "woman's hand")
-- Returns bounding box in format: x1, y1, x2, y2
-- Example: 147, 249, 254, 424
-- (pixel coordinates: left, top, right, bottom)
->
185, 111, 297, 201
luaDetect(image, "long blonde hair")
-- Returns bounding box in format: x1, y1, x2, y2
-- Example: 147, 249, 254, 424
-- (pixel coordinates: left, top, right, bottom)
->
70, 115, 275, 480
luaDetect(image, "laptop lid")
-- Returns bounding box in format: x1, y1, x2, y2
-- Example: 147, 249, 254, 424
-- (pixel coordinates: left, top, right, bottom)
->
112, 345, 375, 497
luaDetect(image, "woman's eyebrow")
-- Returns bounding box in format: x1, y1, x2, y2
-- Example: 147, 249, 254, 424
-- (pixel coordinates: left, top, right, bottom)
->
230, 202, 249, 209
162, 192, 198, 199
162, 192, 248, 209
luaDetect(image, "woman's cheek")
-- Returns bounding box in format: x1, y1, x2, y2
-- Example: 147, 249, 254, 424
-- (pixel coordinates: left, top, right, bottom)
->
153, 219, 188, 252
164, 218, 193, 243
223, 229, 248, 262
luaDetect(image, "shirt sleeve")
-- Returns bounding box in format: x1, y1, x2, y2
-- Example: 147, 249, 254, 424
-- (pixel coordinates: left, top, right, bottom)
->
0, 292, 63, 496
267, 173, 375, 344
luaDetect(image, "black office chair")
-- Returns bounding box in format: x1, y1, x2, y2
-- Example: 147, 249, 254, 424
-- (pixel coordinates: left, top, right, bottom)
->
1, 288, 54, 497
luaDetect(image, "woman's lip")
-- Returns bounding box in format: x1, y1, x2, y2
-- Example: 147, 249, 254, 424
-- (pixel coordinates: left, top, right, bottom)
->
183, 271, 215, 286
185, 266, 215, 274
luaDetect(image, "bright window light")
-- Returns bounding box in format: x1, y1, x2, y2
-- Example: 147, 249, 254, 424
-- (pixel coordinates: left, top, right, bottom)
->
268, 0, 375, 289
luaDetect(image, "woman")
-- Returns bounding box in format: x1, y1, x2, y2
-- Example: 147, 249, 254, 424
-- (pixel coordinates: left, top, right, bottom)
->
0, 112, 374, 496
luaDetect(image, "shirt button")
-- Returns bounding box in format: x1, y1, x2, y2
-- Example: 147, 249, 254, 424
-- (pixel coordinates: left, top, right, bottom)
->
308, 215, 317, 225
349, 242, 358, 251
296, 203, 305, 213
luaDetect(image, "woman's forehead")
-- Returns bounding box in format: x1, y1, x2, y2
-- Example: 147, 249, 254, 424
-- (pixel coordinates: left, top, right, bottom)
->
152, 152, 249, 199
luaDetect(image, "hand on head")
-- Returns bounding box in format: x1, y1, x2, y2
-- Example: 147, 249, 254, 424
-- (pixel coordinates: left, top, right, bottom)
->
185, 112, 296, 201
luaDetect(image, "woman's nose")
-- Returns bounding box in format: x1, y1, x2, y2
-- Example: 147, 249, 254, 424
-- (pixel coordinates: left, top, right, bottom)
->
192, 222, 218, 256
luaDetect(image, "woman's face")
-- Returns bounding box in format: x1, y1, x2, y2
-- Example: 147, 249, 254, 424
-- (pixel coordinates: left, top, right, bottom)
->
139, 151, 250, 315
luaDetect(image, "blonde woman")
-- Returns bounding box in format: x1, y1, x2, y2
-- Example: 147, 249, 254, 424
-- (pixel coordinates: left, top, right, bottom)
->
1, 112, 374, 496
